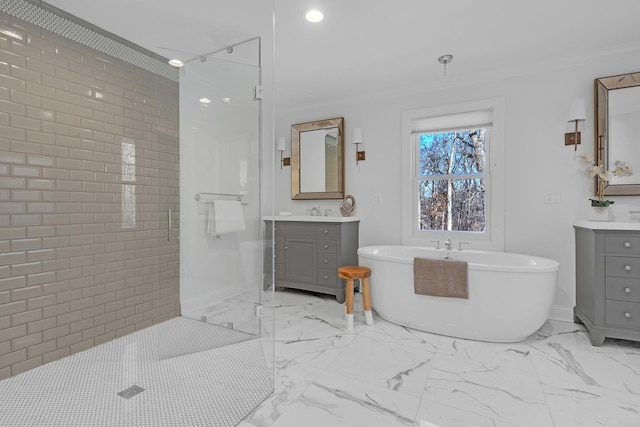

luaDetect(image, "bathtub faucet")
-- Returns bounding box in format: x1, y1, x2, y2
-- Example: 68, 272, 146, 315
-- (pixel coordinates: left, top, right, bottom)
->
444, 237, 452, 250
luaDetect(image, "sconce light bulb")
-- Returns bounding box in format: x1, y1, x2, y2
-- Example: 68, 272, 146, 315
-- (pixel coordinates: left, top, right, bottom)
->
352, 128, 363, 144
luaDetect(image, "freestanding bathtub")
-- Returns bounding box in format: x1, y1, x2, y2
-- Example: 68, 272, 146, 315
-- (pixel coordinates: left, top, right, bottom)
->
357, 245, 560, 342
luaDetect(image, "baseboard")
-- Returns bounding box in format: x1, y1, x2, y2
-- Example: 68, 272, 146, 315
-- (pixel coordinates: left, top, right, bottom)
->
548, 305, 574, 323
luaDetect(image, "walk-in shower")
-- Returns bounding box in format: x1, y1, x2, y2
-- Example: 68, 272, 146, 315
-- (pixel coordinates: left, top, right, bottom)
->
0, 1, 274, 426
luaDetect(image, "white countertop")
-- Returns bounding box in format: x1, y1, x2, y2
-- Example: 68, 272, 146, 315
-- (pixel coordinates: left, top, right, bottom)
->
574, 220, 640, 230
263, 215, 360, 223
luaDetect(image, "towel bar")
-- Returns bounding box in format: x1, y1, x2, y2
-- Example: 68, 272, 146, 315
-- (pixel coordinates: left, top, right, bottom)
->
195, 192, 248, 205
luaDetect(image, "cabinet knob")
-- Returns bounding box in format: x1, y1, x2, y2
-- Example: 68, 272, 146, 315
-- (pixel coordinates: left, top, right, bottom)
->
323, 275, 328, 280
324, 244, 329, 249
284, 246, 288, 250
624, 242, 631, 248
625, 312, 631, 318
274, 269, 278, 273
274, 254, 277, 258
625, 287, 632, 294
323, 229, 329, 234
274, 227, 278, 231
324, 259, 329, 264
625, 265, 632, 271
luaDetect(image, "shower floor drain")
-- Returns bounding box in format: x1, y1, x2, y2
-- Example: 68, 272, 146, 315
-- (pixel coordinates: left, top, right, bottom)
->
117, 385, 145, 399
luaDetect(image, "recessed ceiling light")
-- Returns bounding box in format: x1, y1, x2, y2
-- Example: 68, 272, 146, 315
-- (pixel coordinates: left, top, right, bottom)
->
168, 59, 184, 67
199, 98, 211, 104
304, 9, 324, 23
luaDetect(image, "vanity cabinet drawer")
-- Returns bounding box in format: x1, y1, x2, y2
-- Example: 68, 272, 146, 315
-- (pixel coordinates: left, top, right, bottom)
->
605, 300, 640, 329
314, 225, 337, 238
275, 223, 317, 237
317, 239, 337, 253
605, 236, 640, 255
317, 253, 337, 269
606, 277, 640, 302
275, 223, 337, 238
605, 256, 640, 279
317, 268, 337, 286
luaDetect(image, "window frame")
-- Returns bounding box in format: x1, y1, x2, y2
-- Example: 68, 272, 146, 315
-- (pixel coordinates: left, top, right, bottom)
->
401, 98, 505, 250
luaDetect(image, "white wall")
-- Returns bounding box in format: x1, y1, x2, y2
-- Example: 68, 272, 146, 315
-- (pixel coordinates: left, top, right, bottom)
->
272, 51, 640, 321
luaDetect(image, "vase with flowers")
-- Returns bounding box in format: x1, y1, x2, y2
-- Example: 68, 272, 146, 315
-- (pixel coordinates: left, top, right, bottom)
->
578, 154, 632, 220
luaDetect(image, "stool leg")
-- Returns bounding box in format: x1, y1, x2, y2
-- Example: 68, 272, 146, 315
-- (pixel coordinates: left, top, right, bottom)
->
362, 277, 373, 325
345, 278, 354, 331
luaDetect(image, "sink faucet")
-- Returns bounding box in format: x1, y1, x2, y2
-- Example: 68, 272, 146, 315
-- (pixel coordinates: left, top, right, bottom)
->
310, 206, 321, 216
444, 237, 452, 250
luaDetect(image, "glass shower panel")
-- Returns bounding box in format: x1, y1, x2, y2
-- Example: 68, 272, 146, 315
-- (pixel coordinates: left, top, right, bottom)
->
179, 38, 266, 338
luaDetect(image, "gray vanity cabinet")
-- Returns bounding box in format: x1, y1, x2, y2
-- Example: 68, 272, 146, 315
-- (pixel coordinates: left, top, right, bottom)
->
264, 220, 359, 303
574, 226, 640, 345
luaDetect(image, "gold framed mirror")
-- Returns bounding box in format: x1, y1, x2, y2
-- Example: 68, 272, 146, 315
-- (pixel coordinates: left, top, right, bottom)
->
595, 71, 640, 196
291, 117, 344, 200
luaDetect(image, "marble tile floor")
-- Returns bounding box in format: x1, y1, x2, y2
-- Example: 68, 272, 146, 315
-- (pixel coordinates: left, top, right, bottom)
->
241, 289, 640, 427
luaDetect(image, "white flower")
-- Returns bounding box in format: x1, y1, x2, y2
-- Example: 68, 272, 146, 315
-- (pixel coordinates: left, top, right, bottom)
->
580, 153, 594, 165
614, 163, 632, 177
589, 165, 611, 181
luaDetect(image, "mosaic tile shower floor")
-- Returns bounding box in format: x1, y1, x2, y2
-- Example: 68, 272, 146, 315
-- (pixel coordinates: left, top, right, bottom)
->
0, 317, 272, 427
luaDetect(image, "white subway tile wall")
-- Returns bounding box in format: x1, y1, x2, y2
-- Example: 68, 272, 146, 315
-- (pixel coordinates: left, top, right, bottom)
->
0, 9, 180, 379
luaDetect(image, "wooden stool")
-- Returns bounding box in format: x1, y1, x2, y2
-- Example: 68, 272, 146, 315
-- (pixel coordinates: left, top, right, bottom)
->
338, 266, 373, 331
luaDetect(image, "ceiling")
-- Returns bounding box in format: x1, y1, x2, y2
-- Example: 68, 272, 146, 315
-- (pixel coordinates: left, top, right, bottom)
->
44, 0, 640, 109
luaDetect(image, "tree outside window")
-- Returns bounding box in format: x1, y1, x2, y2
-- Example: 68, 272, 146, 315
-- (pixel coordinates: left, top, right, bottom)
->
417, 129, 487, 233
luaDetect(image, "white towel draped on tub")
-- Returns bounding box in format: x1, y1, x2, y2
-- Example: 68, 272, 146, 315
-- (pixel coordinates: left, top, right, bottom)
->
207, 200, 246, 236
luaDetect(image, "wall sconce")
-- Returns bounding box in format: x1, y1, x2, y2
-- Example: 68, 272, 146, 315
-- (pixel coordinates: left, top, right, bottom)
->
276, 137, 290, 169
565, 98, 586, 151
353, 128, 365, 164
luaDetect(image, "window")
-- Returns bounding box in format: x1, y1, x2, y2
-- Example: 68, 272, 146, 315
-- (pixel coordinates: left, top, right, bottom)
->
418, 129, 487, 232
121, 138, 137, 229
402, 98, 504, 250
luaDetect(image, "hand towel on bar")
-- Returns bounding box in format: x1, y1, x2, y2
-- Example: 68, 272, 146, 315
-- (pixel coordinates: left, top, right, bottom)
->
413, 257, 469, 299
207, 200, 246, 236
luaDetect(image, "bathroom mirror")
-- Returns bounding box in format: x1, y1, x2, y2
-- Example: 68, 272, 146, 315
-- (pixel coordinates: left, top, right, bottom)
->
291, 117, 344, 200
595, 71, 640, 196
